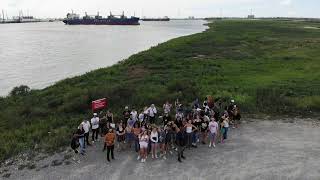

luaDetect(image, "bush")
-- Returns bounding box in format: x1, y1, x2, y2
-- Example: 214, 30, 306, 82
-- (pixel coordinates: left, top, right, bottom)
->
10, 85, 31, 96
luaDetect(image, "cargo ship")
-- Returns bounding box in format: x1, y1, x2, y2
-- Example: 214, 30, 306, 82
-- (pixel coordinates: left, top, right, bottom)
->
63, 11, 140, 25
141, 16, 170, 21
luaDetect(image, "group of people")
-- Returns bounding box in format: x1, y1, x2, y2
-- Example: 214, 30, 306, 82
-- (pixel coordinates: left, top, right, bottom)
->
71, 97, 241, 163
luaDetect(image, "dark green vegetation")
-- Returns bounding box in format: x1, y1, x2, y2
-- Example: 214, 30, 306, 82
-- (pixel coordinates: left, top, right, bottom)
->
0, 20, 319, 162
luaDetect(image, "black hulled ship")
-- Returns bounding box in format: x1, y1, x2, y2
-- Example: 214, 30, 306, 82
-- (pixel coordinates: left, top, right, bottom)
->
141, 16, 170, 21
63, 11, 140, 25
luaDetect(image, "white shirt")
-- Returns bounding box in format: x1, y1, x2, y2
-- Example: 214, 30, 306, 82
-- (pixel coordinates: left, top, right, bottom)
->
175, 112, 183, 121
223, 120, 229, 128
91, 117, 99, 129
148, 107, 157, 117
130, 111, 138, 121
209, 121, 218, 134
138, 113, 144, 122
150, 131, 158, 143
163, 103, 171, 114
81, 121, 91, 133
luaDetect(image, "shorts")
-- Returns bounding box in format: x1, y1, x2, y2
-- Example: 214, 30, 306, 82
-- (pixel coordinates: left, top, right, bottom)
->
139, 142, 148, 149
209, 132, 216, 139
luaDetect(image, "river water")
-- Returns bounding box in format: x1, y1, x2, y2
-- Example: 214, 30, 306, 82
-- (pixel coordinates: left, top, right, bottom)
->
0, 20, 206, 96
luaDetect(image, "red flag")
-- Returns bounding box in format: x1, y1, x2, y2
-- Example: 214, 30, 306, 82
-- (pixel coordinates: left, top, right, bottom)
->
92, 98, 108, 111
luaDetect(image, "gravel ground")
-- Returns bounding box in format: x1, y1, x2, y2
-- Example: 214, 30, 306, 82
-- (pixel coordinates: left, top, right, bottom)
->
2, 118, 320, 180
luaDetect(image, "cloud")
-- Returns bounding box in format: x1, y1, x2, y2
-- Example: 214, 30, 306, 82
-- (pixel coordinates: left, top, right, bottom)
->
280, 0, 292, 6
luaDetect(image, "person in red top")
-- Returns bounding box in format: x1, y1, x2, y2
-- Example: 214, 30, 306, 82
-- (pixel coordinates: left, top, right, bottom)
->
105, 128, 116, 162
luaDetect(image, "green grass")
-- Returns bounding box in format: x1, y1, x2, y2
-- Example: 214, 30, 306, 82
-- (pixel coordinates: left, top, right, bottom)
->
0, 20, 319, 162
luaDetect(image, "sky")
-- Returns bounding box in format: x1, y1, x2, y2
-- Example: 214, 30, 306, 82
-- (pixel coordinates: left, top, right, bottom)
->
0, 0, 319, 18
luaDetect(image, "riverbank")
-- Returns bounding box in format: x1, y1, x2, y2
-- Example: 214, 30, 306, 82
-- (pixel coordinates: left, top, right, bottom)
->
1, 118, 320, 179
0, 20, 319, 162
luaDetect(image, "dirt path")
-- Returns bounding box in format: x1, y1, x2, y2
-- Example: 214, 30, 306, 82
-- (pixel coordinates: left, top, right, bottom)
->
2, 118, 320, 180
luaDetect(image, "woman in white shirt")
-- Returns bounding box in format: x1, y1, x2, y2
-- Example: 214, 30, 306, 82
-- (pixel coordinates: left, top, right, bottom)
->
221, 114, 229, 143
150, 127, 159, 159
139, 130, 149, 163
184, 120, 197, 149
163, 101, 172, 114
208, 118, 218, 148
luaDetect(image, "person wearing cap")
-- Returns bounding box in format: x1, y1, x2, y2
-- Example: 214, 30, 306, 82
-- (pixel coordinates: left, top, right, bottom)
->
91, 113, 100, 142
147, 104, 157, 124
228, 100, 236, 115
105, 128, 116, 162
81, 119, 91, 147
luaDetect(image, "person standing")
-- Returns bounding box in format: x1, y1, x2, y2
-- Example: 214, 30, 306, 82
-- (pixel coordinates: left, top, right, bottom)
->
133, 123, 141, 153
162, 112, 172, 126
81, 119, 91, 147
150, 127, 159, 159
200, 116, 209, 144
123, 106, 131, 125
163, 101, 172, 114
105, 128, 116, 162
138, 109, 145, 126
158, 127, 167, 159
126, 115, 135, 149
139, 130, 149, 163
76, 124, 86, 155
184, 120, 197, 149
106, 110, 114, 123
116, 122, 126, 151
91, 113, 100, 142
221, 114, 230, 143
130, 107, 138, 122
99, 115, 108, 137
147, 104, 157, 124
174, 124, 186, 162
208, 118, 218, 148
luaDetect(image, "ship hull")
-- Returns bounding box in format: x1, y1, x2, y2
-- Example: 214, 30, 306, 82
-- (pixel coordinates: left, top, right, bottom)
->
141, 18, 170, 21
63, 18, 140, 25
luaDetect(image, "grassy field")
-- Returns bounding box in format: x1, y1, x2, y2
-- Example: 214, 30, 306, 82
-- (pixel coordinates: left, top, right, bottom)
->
0, 20, 319, 162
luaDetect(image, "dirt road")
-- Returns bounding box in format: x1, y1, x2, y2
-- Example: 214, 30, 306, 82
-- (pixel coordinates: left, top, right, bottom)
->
3, 118, 320, 180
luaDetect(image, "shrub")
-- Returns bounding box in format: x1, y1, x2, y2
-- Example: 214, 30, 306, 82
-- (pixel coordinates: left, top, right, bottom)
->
10, 85, 31, 96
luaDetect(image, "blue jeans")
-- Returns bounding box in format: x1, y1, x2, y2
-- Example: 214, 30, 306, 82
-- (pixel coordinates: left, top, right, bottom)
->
192, 132, 197, 144
223, 127, 229, 140
79, 137, 85, 154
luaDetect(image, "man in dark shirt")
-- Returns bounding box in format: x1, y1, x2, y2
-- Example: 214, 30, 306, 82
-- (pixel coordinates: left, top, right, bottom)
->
163, 112, 172, 126
174, 124, 186, 162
